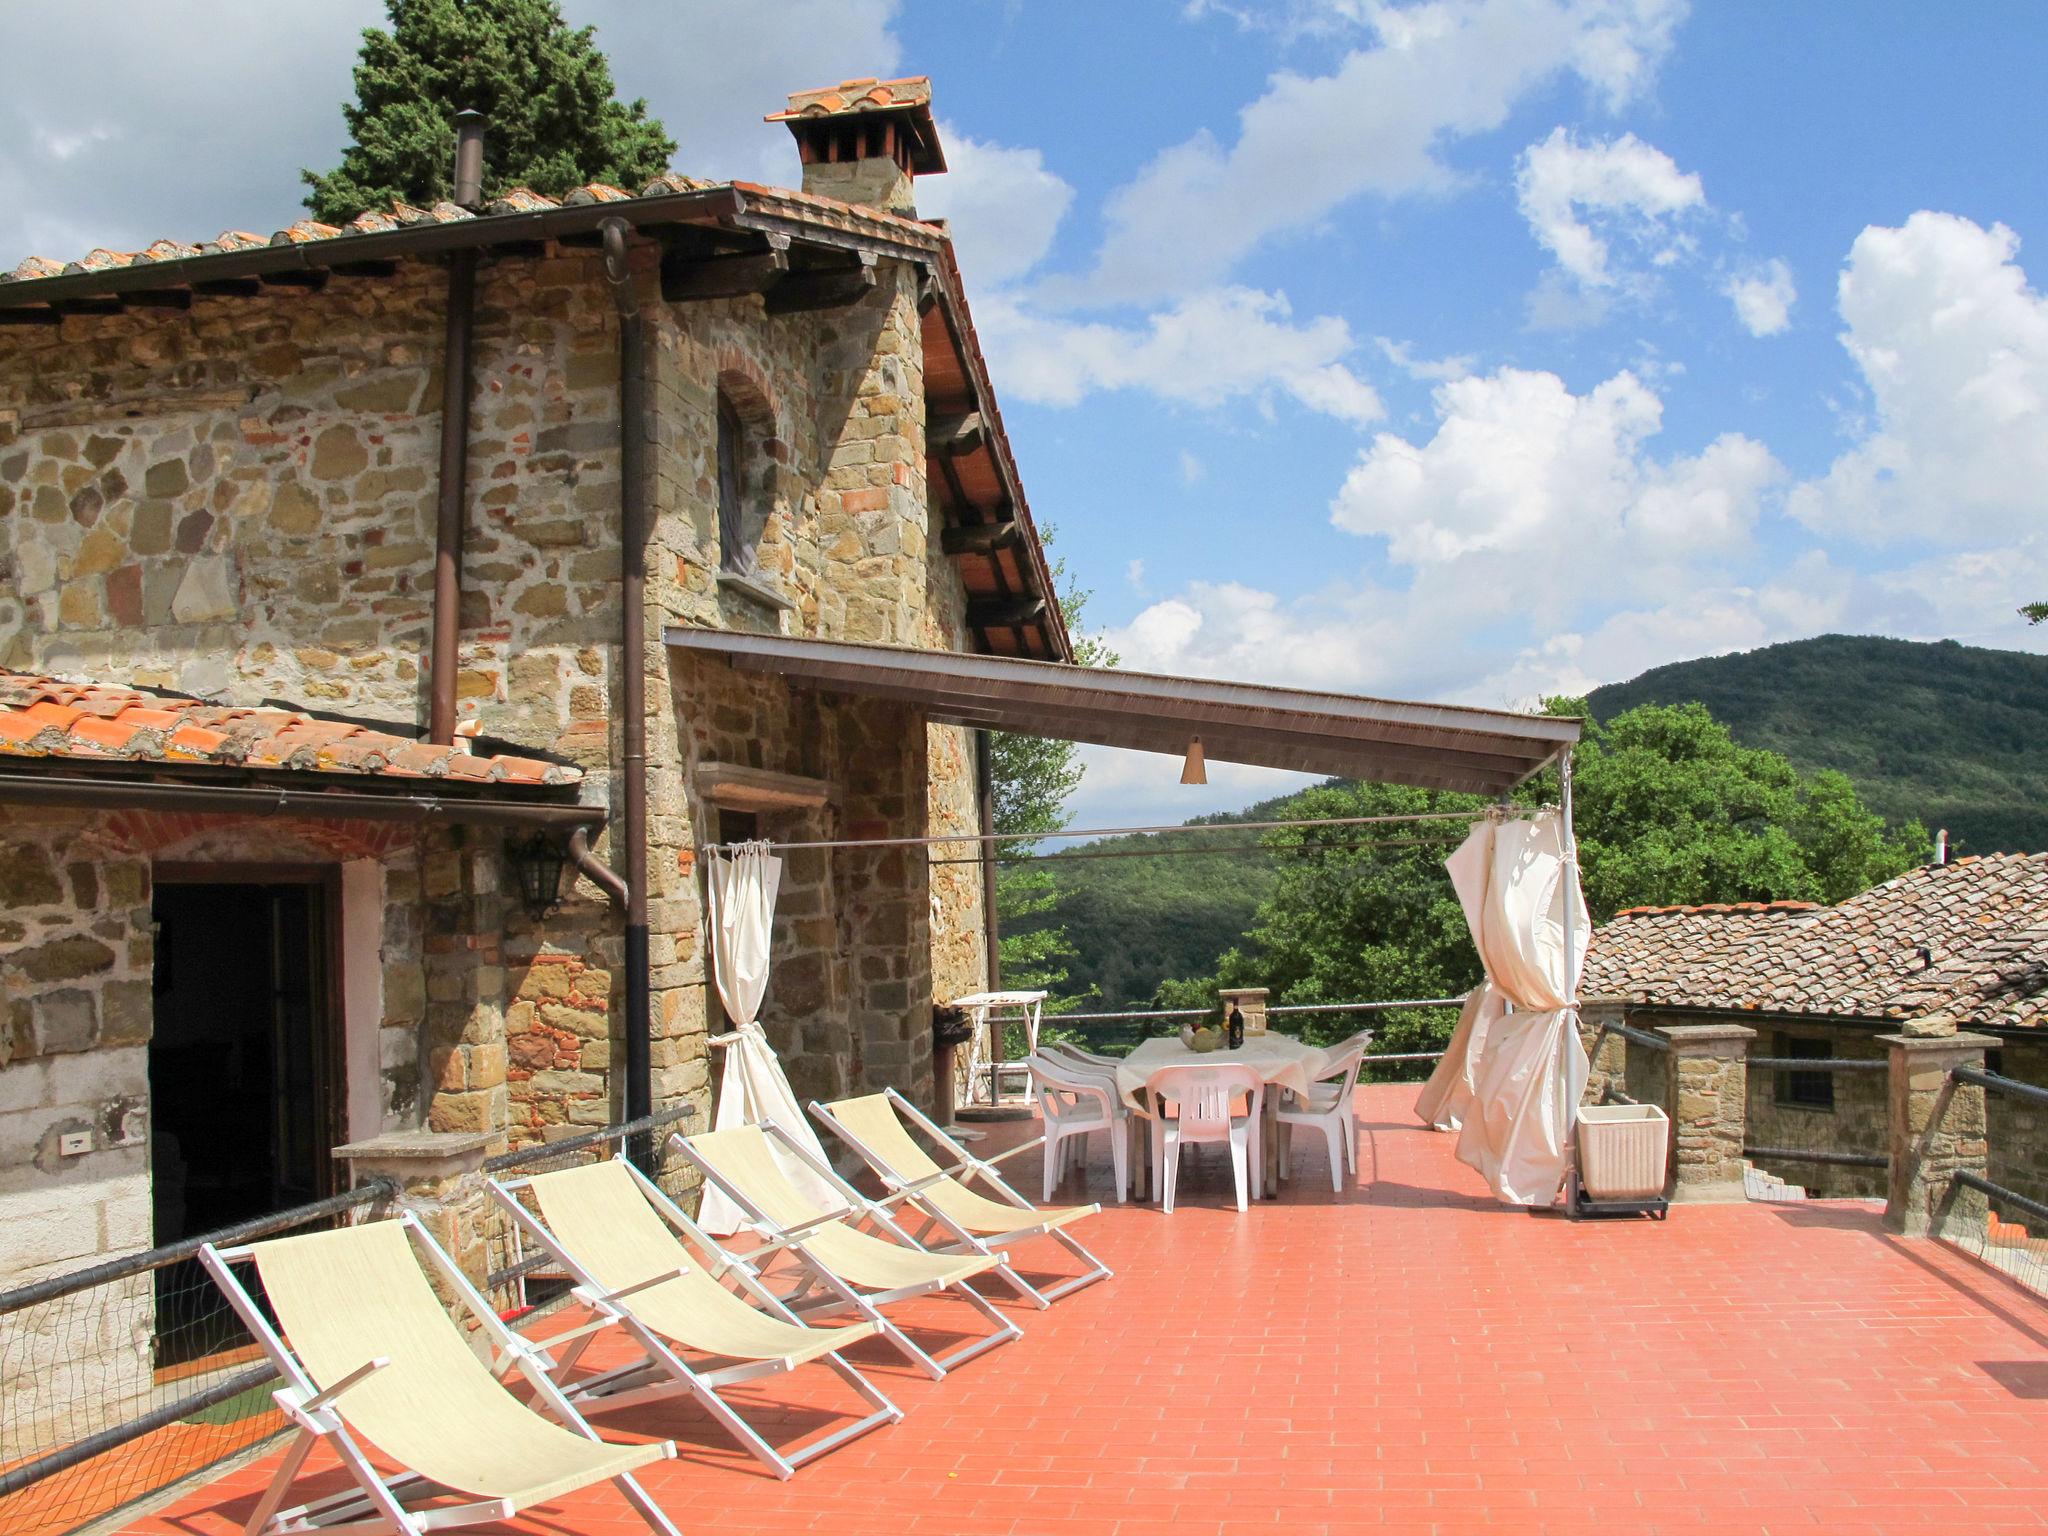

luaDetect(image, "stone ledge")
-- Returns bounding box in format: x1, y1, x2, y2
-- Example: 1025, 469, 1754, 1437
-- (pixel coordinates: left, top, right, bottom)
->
1877, 1031, 2001, 1054
334, 1130, 495, 1162
697, 761, 833, 812
1655, 1023, 1759, 1046
716, 570, 797, 614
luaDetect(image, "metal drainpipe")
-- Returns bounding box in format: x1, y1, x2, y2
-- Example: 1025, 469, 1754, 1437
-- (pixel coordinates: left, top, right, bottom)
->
600, 218, 653, 1146
428, 111, 487, 744
977, 730, 1001, 990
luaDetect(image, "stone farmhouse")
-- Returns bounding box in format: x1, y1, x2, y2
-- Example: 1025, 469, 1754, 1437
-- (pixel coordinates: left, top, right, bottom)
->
0, 77, 1070, 1285
1581, 851, 2048, 1200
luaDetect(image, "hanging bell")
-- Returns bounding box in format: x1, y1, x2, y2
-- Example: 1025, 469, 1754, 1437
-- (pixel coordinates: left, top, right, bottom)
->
1180, 735, 1207, 785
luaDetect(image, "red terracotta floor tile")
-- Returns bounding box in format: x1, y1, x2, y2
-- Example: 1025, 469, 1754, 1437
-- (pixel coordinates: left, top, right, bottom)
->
113, 1084, 2048, 1536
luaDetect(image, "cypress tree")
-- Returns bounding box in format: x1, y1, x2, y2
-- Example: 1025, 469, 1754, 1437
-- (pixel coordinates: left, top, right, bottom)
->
303, 0, 677, 224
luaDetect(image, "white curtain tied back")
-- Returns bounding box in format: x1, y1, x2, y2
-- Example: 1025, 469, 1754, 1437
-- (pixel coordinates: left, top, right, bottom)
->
697, 841, 845, 1234
1415, 811, 1589, 1205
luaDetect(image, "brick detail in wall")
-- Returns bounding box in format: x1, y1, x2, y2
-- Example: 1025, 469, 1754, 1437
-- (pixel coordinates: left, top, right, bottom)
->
104, 809, 413, 861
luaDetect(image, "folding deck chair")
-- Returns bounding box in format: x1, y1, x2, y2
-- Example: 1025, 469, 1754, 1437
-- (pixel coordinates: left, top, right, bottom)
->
198, 1212, 679, 1536
670, 1122, 1022, 1380
487, 1159, 901, 1479
811, 1089, 1113, 1308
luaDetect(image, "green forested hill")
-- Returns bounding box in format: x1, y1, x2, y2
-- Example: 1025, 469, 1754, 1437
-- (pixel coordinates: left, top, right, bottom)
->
1014, 801, 1291, 1011
1025, 632, 2046, 1010
1586, 635, 2048, 857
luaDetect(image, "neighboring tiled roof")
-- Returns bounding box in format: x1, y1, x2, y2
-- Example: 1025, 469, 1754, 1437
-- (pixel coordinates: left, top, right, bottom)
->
1583, 854, 2048, 1029
0, 671, 580, 787
1583, 902, 1820, 1001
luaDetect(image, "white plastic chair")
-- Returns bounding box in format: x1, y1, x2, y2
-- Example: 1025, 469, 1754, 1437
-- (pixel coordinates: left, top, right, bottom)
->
1145, 1063, 1264, 1214
1028, 1055, 1129, 1202
1278, 1037, 1368, 1191
1045, 1041, 1125, 1074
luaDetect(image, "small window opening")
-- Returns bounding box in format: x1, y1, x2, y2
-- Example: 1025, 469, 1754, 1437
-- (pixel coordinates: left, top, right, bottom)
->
1774, 1032, 1835, 1111
716, 394, 754, 576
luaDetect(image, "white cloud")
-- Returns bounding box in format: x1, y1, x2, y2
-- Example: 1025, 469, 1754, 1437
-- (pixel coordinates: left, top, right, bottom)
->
1126, 558, 1150, 593
1724, 258, 1796, 336
1071, 0, 1688, 303
1790, 211, 2048, 547
1066, 743, 1321, 833
1375, 336, 1476, 380
977, 285, 1384, 425
1177, 452, 1207, 484
1514, 126, 1705, 291
0, 0, 905, 265
1331, 366, 1779, 590
916, 125, 1075, 287
598, 0, 904, 185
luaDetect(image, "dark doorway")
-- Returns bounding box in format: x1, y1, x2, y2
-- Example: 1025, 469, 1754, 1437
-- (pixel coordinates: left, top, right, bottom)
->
149, 873, 342, 1248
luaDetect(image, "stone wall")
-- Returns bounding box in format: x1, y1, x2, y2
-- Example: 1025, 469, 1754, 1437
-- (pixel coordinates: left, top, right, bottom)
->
0, 237, 994, 1208
1744, 1021, 1889, 1199
0, 809, 152, 1286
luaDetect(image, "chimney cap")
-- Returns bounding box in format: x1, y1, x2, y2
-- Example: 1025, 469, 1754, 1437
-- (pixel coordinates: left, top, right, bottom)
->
767, 75, 945, 175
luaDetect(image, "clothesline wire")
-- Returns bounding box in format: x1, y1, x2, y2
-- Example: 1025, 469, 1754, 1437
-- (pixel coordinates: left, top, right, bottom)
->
927, 832, 1467, 867
701, 803, 1537, 856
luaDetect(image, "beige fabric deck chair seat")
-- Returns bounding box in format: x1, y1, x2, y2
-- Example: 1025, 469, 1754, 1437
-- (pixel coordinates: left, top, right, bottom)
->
671, 1122, 1022, 1380
812, 1089, 1112, 1308
199, 1212, 678, 1536
489, 1159, 901, 1479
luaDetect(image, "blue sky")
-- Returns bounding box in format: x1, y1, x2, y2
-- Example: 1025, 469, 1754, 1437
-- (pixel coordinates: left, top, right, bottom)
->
3, 2, 2044, 828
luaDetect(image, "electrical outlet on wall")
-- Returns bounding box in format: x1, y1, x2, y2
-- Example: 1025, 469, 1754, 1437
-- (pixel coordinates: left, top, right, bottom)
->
57, 1130, 93, 1157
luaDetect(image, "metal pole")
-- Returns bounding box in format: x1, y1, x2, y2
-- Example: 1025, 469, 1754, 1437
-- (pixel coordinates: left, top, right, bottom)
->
698, 804, 1528, 856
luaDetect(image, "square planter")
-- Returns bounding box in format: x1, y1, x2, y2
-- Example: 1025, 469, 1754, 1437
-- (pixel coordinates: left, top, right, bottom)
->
1576, 1103, 1670, 1201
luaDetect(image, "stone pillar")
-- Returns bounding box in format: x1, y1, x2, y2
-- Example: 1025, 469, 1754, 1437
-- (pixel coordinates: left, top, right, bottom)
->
1219, 987, 1270, 1034
1882, 1032, 1994, 1236
1657, 1024, 1756, 1203
335, 1130, 499, 1290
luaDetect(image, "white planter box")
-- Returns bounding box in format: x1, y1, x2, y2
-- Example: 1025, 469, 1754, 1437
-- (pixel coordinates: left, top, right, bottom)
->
1577, 1104, 1670, 1201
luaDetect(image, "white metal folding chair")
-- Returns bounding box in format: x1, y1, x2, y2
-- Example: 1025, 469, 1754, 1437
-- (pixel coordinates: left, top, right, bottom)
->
1027, 1054, 1131, 1202
488, 1159, 900, 1479
811, 1088, 1112, 1307
198, 1212, 679, 1536
1145, 1063, 1265, 1214
1277, 1036, 1368, 1192
669, 1122, 1022, 1380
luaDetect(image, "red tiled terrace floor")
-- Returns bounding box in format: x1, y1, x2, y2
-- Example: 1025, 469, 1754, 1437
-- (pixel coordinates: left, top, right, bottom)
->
125, 1084, 2048, 1535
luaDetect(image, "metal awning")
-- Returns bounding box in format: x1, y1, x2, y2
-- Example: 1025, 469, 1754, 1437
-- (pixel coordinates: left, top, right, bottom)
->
665, 631, 1579, 795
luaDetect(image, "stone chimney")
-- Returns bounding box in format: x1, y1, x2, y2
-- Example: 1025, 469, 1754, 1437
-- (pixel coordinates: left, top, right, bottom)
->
768, 76, 946, 217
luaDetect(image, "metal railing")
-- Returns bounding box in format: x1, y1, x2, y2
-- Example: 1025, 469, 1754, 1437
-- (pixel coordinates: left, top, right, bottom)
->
1937, 1067, 2048, 1298
482, 1102, 699, 1298
1582, 1017, 1670, 1110
1052, 997, 1466, 1025
0, 1179, 394, 1533
1742, 1053, 1889, 1200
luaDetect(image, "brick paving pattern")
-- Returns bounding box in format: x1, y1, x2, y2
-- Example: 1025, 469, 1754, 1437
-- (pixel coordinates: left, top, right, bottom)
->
121, 1084, 2048, 1536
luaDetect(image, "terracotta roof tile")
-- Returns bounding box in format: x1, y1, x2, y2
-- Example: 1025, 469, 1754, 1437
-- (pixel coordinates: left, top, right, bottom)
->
766, 76, 934, 121
1584, 854, 2048, 1030
0, 668, 582, 792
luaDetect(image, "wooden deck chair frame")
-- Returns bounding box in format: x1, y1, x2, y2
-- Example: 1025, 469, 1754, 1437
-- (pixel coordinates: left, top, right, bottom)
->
667, 1123, 1022, 1381
487, 1160, 901, 1479
198, 1210, 679, 1536
810, 1087, 1113, 1308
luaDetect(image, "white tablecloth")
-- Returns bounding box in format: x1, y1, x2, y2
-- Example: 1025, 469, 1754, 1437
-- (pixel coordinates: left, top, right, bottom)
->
1114, 1033, 1322, 1111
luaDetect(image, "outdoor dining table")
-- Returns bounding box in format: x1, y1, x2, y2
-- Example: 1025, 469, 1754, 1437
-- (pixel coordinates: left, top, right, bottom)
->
1113, 1033, 1324, 1199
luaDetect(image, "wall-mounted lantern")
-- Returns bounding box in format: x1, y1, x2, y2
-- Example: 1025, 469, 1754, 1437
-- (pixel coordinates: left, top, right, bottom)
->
505, 832, 567, 921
